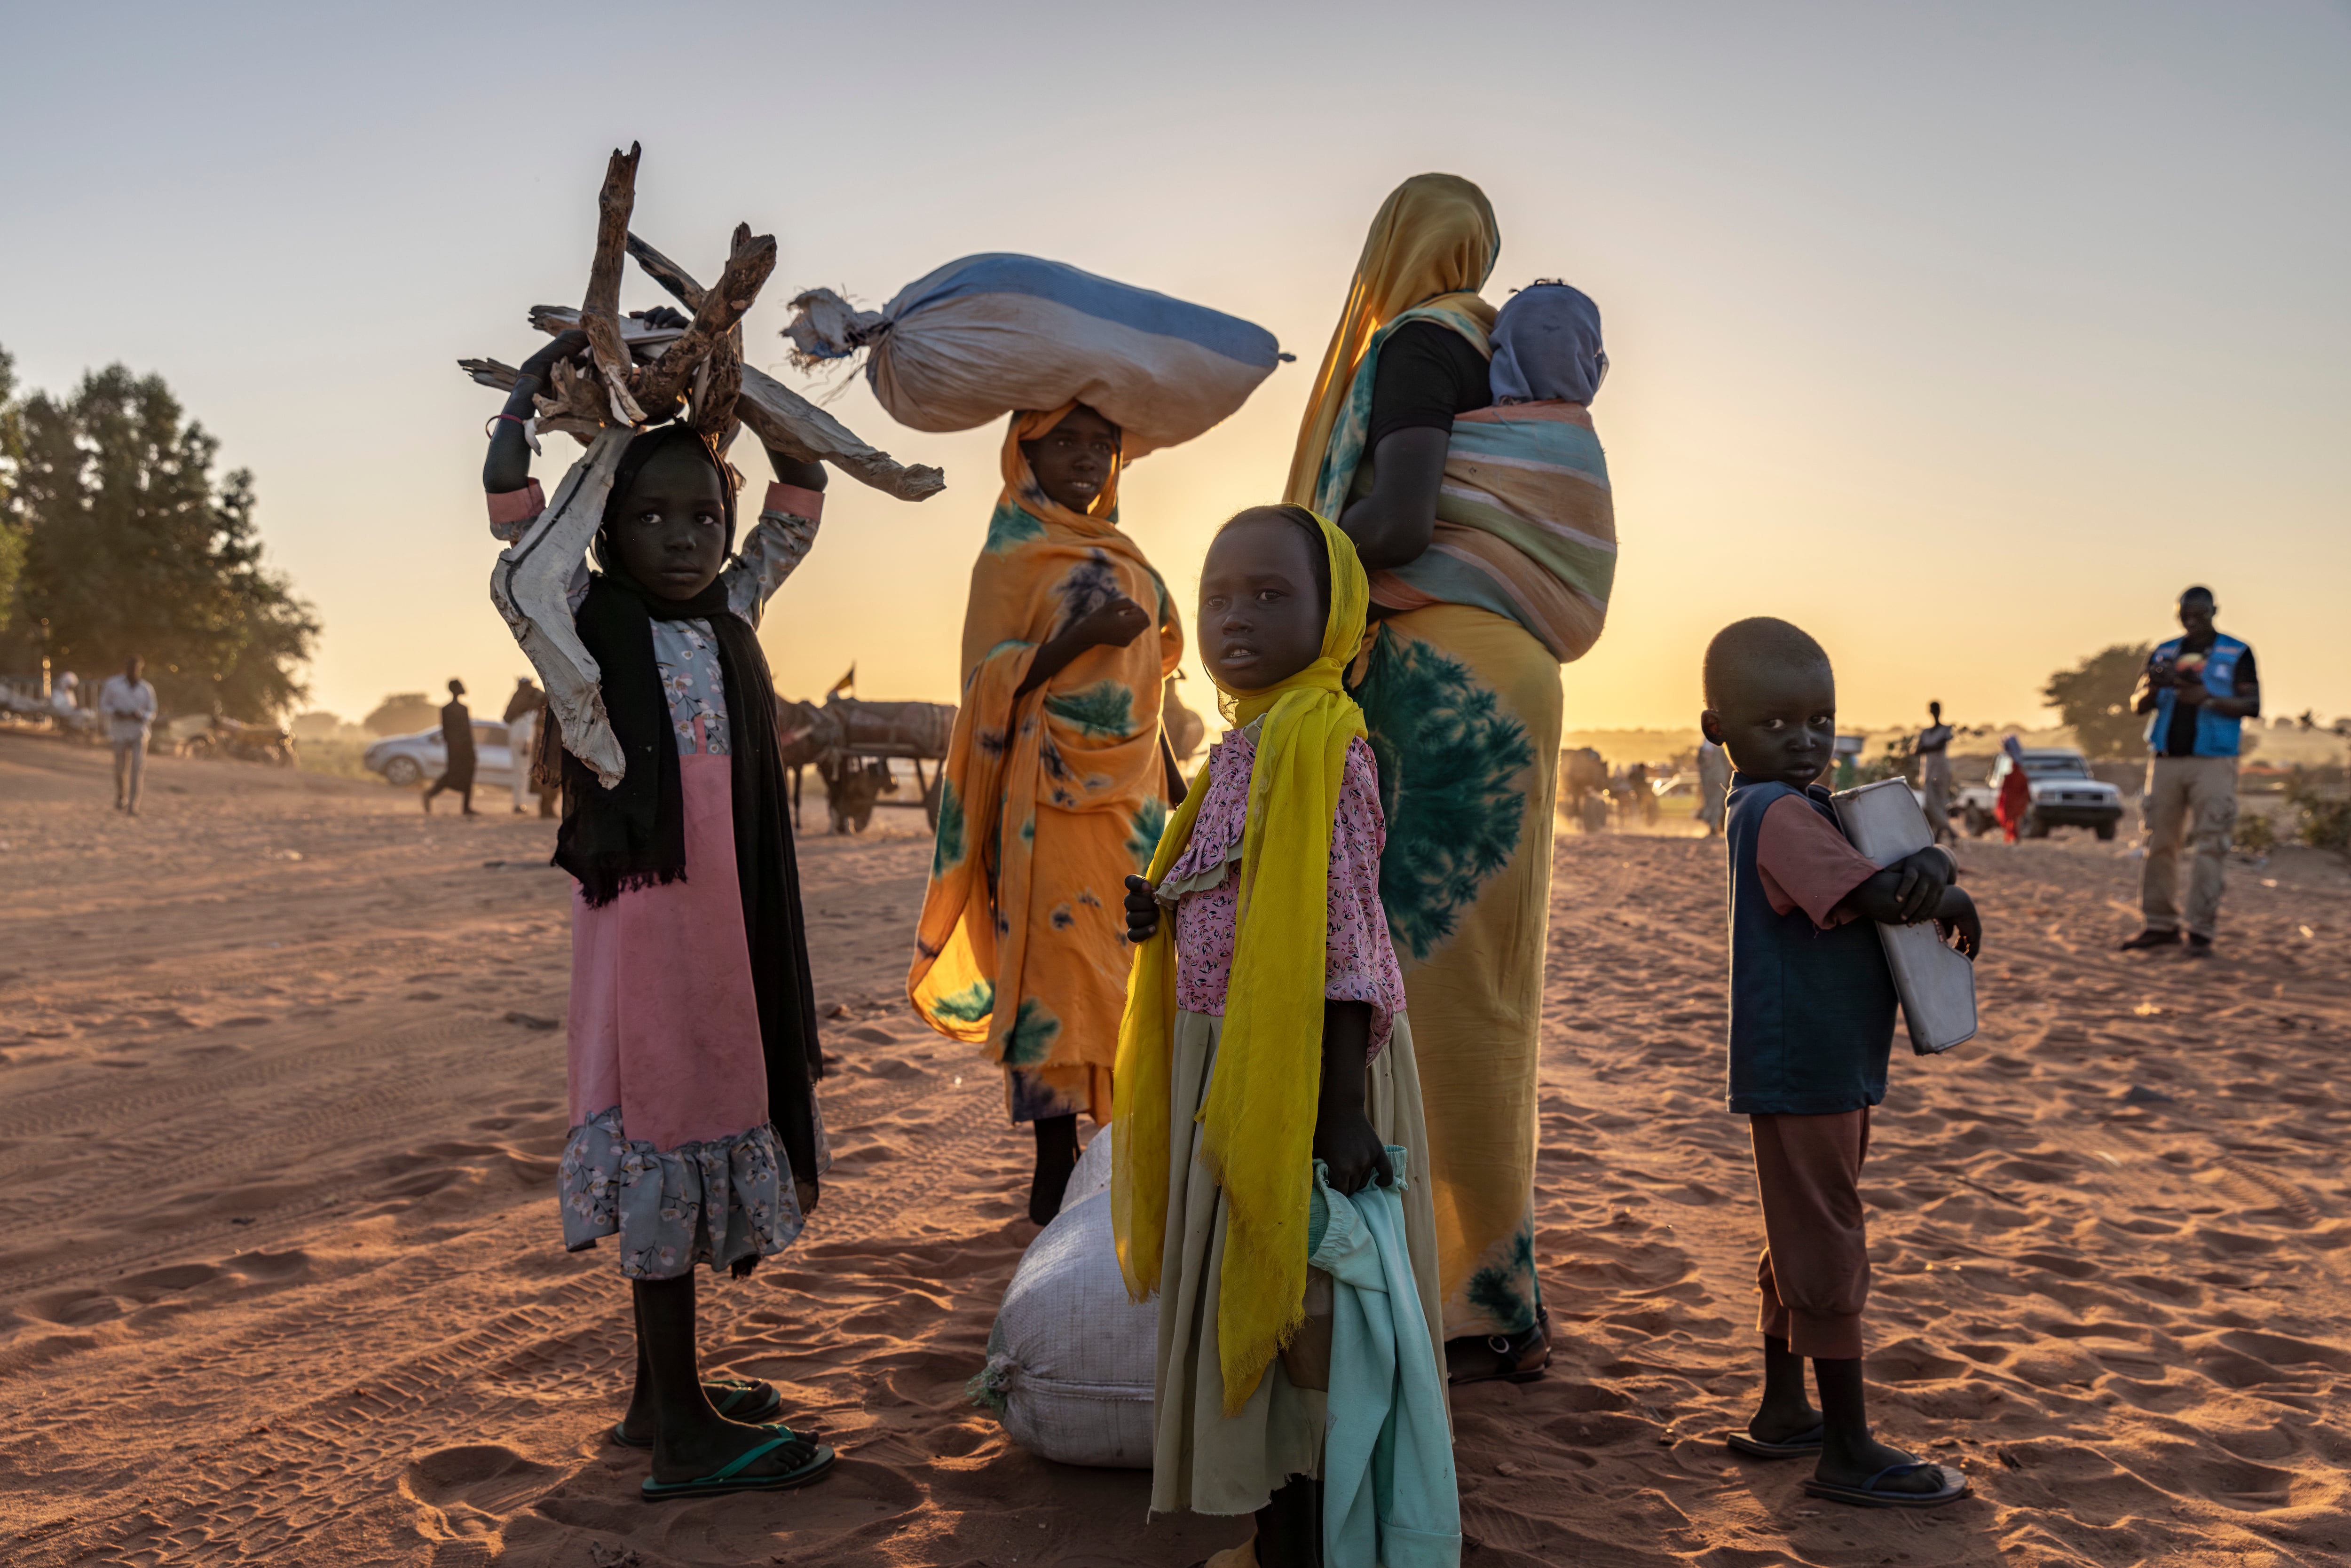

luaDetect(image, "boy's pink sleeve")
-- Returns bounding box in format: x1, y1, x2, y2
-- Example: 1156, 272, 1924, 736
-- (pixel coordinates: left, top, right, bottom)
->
1325, 737, 1408, 1058
486, 480, 546, 542
1755, 793, 1881, 928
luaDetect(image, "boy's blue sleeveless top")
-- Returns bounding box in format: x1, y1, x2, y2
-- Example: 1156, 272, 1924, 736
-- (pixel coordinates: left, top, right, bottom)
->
1724, 777, 1897, 1115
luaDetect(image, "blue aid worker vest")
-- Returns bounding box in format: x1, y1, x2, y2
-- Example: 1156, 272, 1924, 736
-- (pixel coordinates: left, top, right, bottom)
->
2146, 632, 2248, 758
1723, 778, 1898, 1116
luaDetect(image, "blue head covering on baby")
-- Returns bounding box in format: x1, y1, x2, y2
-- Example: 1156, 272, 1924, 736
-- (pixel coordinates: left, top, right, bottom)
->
1489, 281, 1608, 405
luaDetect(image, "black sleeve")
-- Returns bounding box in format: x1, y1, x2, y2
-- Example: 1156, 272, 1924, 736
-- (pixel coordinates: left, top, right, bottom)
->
2234, 645, 2258, 699
1365, 321, 1494, 452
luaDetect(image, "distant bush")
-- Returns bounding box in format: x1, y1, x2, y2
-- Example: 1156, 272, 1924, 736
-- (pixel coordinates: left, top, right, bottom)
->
364, 692, 437, 735
2042, 643, 2154, 760
2287, 772, 2351, 857
2232, 813, 2275, 855
295, 737, 375, 781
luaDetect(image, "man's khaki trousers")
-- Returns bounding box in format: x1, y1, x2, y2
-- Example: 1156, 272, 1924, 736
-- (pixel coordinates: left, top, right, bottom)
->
2141, 755, 2236, 938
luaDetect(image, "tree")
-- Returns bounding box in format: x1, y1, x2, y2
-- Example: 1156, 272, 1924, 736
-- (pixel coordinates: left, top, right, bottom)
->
364, 693, 440, 736
2042, 643, 2153, 759
0, 349, 24, 632
0, 353, 317, 719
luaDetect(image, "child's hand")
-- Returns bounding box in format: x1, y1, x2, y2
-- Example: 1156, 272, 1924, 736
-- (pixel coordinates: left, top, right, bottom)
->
1935, 884, 1982, 959
519, 328, 591, 384
1846, 847, 1955, 926
1315, 1109, 1394, 1196
1314, 1000, 1389, 1195
1887, 847, 1953, 923
1123, 874, 1160, 943
1071, 595, 1153, 652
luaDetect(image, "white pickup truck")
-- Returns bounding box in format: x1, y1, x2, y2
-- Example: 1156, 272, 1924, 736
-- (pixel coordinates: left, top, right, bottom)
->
1955, 747, 2127, 841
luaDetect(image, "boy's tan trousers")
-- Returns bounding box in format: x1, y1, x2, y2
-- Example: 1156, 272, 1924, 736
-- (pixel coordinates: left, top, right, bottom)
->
1751, 1108, 1871, 1361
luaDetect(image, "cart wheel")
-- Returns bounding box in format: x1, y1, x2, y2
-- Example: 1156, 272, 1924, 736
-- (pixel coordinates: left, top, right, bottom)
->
923, 770, 944, 829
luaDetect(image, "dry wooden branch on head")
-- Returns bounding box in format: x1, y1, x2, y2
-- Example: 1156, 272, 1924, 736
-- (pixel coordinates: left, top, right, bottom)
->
737, 366, 947, 502
631, 231, 738, 442
460, 358, 521, 392
530, 359, 608, 446
633, 222, 775, 419
625, 234, 709, 311
580, 143, 648, 426
463, 150, 945, 500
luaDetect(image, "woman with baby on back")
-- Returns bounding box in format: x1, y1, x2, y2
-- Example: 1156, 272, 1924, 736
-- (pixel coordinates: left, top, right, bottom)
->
481, 321, 836, 1500
1116, 506, 1455, 1568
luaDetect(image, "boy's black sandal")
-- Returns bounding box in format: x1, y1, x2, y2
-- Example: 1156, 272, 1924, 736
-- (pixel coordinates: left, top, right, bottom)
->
1803, 1462, 1970, 1509
1724, 1421, 1825, 1458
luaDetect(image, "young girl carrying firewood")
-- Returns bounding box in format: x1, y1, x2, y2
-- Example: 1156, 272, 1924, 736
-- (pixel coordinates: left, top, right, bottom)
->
482, 323, 837, 1499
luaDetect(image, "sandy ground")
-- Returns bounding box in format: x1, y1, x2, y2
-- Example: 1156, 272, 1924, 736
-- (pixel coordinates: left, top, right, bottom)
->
3, 732, 2350, 1568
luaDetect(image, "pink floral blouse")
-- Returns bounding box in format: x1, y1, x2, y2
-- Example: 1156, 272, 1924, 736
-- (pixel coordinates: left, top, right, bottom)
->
1155, 720, 1407, 1058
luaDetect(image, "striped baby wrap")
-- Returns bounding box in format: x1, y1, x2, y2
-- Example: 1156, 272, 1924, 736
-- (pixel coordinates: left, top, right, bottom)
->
1374, 401, 1615, 663
1308, 303, 1617, 665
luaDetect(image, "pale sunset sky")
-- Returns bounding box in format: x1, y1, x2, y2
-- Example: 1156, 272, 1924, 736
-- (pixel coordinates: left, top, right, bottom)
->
3, 2, 2345, 734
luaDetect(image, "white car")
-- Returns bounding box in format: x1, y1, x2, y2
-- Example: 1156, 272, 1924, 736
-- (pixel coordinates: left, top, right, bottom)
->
363, 722, 518, 789
1955, 748, 2126, 840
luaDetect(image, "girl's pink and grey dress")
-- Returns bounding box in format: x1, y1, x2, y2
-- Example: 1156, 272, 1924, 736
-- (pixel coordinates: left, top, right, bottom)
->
487, 479, 827, 1280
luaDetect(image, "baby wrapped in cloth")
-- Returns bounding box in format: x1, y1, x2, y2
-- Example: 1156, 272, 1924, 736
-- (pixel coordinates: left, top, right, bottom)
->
1360, 281, 1617, 662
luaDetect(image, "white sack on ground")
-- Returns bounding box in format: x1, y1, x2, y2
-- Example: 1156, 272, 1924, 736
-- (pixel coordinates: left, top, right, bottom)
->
970, 1128, 1157, 1467
786, 255, 1284, 458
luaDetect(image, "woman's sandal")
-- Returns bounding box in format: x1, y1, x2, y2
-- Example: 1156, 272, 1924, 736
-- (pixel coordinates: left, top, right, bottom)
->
1724, 1421, 1826, 1459
609, 1378, 805, 1449
1802, 1462, 1970, 1509
640, 1436, 836, 1501
1446, 1306, 1552, 1387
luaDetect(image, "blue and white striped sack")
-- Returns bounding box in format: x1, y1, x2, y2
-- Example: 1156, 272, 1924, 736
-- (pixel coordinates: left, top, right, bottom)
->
786, 254, 1285, 457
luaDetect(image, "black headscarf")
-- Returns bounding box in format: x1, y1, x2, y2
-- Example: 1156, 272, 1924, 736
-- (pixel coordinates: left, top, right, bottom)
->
554, 425, 825, 1180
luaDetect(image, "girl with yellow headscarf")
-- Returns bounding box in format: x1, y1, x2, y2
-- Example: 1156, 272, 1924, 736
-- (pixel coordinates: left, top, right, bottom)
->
1112, 505, 1444, 1559
908, 402, 1183, 1223
1290, 174, 1602, 1384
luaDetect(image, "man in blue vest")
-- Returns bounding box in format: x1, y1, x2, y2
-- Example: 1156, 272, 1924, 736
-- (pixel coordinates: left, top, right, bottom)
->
2121, 587, 2258, 955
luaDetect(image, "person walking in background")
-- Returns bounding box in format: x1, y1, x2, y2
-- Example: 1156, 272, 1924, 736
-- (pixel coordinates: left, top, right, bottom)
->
422, 678, 477, 816
503, 673, 551, 815
1994, 735, 2031, 844
98, 656, 157, 814
1917, 702, 1955, 846
2122, 586, 2258, 956
1628, 760, 1658, 826
508, 704, 541, 815
1696, 738, 1731, 837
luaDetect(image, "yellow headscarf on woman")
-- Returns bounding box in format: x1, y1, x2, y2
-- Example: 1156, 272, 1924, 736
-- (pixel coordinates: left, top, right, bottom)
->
1283, 173, 1500, 509
1112, 507, 1370, 1415
1002, 401, 1123, 532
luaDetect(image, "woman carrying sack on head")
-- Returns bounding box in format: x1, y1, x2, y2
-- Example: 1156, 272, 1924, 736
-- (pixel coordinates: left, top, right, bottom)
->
1288, 173, 1620, 1384
908, 402, 1183, 1225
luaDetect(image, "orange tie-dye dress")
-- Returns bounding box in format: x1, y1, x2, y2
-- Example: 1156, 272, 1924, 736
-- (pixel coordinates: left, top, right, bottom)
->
908, 407, 1182, 1124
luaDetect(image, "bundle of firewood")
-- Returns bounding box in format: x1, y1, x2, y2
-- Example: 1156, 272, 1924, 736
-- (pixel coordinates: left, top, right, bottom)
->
462, 144, 946, 788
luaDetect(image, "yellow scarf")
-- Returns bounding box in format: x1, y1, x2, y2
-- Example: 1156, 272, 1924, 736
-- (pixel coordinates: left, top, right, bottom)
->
1283, 173, 1501, 508
1112, 510, 1370, 1415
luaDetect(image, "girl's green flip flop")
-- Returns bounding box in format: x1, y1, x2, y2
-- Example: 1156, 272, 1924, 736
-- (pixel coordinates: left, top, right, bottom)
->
611, 1417, 824, 1452
641, 1436, 836, 1501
